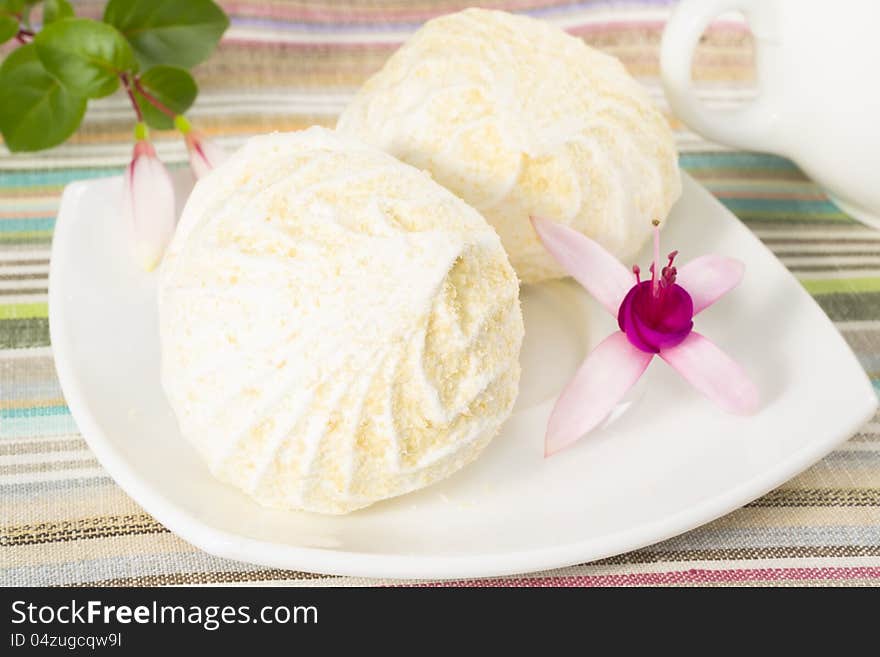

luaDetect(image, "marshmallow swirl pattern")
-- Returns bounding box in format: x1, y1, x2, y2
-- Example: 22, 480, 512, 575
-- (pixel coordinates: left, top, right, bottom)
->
158, 128, 524, 514
337, 8, 682, 283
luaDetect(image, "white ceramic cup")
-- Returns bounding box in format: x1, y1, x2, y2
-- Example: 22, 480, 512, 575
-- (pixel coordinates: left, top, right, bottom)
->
661, 0, 880, 227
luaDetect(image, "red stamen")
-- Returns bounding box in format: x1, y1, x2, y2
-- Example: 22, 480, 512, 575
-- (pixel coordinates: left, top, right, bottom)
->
651, 221, 661, 297
632, 264, 641, 284
661, 250, 679, 287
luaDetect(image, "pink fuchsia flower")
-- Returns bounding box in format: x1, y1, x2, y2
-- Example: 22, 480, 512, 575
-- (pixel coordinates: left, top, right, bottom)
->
175, 115, 226, 179
123, 131, 176, 272
184, 130, 227, 179
531, 216, 759, 457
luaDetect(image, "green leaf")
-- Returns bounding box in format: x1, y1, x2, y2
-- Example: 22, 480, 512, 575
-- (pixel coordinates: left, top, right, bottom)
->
0, 15, 17, 45
103, 0, 228, 70
34, 18, 135, 99
0, 0, 25, 14
135, 65, 197, 129
0, 43, 87, 152
0, 0, 23, 45
43, 0, 74, 25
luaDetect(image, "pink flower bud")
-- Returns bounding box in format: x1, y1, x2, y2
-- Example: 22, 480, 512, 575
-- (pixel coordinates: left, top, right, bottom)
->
123, 139, 176, 272
184, 131, 227, 179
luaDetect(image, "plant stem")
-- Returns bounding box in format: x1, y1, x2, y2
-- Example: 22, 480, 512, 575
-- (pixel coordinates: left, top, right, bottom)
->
15, 29, 34, 44
120, 74, 144, 124
133, 78, 177, 119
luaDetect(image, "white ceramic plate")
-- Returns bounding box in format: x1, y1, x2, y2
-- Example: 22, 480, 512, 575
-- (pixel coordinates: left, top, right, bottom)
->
49, 172, 876, 579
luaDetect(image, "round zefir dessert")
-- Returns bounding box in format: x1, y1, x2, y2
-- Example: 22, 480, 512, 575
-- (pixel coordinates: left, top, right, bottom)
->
158, 127, 524, 514
337, 8, 681, 284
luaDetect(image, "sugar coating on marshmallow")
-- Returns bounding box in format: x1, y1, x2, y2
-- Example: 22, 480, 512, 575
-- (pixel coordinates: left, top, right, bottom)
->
338, 8, 682, 283
158, 127, 524, 514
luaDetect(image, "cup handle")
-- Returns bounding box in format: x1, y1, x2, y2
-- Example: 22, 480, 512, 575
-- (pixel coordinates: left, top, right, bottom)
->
661, 0, 782, 152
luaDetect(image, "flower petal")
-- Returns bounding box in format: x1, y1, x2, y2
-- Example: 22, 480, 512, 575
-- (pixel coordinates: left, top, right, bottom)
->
676, 255, 744, 314
124, 142, 176, 272
186, 132, 228, 180
545, 332, 653, 456
618, 281, 693, 353
660, 332, 758, 415
530, 216, 633, 316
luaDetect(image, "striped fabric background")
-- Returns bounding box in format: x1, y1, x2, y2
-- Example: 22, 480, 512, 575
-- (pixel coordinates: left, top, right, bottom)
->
2, 0, 879, 587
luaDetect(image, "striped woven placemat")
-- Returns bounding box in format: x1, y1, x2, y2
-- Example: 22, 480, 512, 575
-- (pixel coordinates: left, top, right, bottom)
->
2, 0, 878, 587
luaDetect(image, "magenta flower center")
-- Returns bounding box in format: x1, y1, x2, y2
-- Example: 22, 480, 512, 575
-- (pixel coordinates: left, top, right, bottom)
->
617, 252, 694, 353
